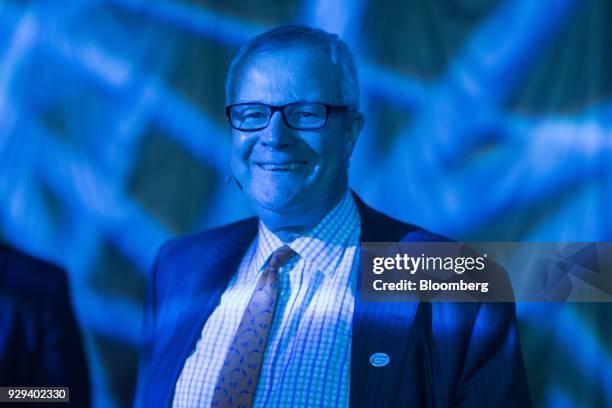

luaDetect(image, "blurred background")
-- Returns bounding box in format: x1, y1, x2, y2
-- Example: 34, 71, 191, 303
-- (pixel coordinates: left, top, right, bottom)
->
0, 0, 610, 406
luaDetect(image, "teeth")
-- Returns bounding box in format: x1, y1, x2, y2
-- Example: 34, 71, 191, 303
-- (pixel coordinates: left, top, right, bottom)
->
258, 162, 306, 171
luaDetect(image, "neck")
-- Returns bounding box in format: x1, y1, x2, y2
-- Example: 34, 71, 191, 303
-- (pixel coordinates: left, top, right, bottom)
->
258, 188, 348, 242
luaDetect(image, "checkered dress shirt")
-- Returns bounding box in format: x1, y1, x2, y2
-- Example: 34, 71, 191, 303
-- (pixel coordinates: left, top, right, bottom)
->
172, 190, 361, 407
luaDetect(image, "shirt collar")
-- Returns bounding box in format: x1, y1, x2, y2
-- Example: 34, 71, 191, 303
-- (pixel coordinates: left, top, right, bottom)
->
253, 190, 360, 277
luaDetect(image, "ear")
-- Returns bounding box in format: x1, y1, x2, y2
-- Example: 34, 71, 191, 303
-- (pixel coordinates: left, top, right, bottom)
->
345, 111, 365, 159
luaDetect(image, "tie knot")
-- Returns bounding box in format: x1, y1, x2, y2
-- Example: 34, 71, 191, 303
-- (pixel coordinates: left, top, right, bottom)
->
268, 245, 298, 270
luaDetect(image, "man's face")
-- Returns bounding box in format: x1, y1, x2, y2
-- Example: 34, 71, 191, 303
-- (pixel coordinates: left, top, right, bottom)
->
229, 46, 361, 220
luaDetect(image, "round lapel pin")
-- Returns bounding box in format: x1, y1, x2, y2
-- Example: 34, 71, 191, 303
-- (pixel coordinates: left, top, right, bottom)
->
369, 352, 390, 367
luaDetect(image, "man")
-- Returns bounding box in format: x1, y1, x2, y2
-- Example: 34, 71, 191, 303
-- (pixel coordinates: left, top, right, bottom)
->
135, 25, 531, 407
0, 242, 90, 407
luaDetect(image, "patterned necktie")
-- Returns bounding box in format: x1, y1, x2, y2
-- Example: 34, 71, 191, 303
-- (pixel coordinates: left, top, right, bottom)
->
211, 245, 298, 408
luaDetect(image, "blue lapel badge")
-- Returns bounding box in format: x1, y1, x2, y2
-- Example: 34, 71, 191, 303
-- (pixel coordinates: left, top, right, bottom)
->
369, 352, 390, 367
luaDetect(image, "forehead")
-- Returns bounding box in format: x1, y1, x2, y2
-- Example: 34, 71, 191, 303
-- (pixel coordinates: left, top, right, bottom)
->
229, 46, 343, 105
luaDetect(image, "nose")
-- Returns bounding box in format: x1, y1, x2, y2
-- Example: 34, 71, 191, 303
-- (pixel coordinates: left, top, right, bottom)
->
259, 111, 295, 148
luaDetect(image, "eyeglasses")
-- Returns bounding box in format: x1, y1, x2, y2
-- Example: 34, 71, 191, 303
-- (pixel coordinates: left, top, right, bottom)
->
225, 102, 355, 131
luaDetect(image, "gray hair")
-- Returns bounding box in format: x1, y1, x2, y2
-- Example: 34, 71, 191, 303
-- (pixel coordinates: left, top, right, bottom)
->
225, 24, 360, 108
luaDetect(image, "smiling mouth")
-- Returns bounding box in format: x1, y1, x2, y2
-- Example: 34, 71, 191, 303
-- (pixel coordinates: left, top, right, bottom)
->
255, 162, 307, 171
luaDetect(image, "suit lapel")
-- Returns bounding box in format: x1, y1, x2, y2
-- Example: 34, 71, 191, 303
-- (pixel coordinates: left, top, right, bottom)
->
350, 196, 424, 408
152, 219, 258, 407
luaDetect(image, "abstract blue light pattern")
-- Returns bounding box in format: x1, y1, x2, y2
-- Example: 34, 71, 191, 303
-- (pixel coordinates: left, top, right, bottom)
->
0, 0, 610, 406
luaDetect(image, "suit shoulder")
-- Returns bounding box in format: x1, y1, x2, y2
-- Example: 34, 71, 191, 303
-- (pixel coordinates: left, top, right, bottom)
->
148, 218, 258, 303
354, 193, 452, 243
154, 217, 258, 269
400, 226, 453, 243
377, 211, 451, 242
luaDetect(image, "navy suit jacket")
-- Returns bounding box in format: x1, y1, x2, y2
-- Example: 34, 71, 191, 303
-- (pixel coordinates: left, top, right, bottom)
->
0, 243, 90, 407
135, 196, 531, 407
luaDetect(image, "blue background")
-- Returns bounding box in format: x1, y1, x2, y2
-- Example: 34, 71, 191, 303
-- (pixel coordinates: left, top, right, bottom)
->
0, 0, 610, 406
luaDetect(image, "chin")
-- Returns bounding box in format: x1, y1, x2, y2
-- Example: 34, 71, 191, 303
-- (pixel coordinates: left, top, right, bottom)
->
246, 180, 308, 212
251, 191, 300, 214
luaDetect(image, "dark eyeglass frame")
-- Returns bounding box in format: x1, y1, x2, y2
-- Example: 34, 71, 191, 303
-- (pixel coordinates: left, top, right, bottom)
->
225, 102, 355, 131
